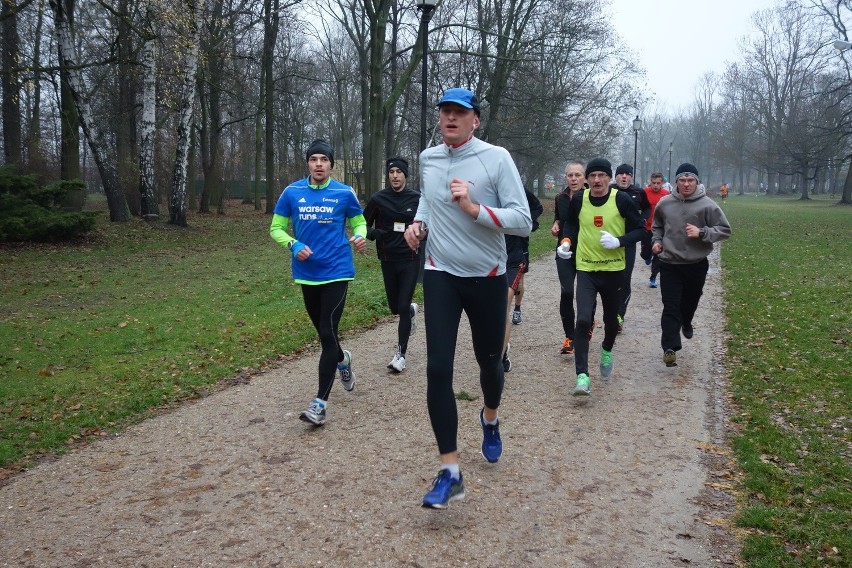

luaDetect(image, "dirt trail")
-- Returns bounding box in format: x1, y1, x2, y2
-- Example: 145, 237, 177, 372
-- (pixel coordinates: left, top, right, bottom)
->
0, 250, 737, 567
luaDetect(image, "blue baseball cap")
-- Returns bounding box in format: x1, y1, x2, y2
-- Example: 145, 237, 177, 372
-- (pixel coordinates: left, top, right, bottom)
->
437, 88, 480, 114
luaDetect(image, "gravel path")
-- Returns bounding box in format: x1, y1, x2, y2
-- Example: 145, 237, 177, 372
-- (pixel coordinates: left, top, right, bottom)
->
0, 250, 738, 567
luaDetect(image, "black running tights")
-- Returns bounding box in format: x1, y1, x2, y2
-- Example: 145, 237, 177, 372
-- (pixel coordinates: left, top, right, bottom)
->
301, 281, 348, 401
423, 270, 507, 455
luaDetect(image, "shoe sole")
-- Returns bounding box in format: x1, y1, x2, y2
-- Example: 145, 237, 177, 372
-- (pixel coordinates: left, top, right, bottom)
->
573, 388, 590, 396
561, 349, 575, 355
481, 450, 502, 464
299, 413, 325, 426
422, 491, 465, 509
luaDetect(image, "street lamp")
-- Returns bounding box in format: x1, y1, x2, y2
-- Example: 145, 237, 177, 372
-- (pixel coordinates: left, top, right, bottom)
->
668, 141, 673, 182
632, 116, 642, 180
833, 39, 852, 51
417, 0, 438, 152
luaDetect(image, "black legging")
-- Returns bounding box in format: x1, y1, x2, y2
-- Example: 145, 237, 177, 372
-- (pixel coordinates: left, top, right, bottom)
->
618, 244, 636, 320
555, 255, 577, 339
659, 259, 708, 352
574, 270, 623, 376
423, 270, 507, 455
380, 259, 420, 355
301, 281, 348, 401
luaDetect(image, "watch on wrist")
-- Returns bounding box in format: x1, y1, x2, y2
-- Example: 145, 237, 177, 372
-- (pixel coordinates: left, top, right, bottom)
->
698, 228, 707, 238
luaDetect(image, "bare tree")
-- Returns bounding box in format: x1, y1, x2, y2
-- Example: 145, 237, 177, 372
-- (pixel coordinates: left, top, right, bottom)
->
169, 0, 204, 226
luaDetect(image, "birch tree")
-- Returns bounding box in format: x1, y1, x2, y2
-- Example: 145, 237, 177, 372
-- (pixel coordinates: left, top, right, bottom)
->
138, 2, 157, 218
169, 0, 204, 226
49, 0, 130, 221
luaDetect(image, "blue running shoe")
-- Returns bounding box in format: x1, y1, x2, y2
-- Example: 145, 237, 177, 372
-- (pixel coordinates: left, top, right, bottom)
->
422, 469, 465, 509
649, 278, 657, 288
480, 408, 503, 463
337, 350, 355, 391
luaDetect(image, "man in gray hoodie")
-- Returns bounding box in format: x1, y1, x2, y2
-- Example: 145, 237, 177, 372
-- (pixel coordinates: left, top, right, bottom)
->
651, 163, 731, 367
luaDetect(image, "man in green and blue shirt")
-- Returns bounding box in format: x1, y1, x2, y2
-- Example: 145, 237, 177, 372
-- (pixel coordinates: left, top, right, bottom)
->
270, 138, 367, 426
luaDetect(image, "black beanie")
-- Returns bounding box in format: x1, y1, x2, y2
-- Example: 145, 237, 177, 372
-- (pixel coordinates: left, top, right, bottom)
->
305, 139, 334, 167
675, 162, 699, 181
585, 158, 612, 178
385, 157, 409, 178
615, 163, 634, 176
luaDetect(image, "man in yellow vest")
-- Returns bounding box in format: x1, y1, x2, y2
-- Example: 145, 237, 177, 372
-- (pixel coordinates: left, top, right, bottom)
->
556, 158, 646, 396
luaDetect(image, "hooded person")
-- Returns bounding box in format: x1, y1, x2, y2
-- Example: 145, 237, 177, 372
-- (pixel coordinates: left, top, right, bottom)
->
651, 162, 732, 367
362, 156, 422, 373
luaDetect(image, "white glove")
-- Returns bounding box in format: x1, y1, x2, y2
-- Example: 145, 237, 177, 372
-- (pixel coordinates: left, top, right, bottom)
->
599, 230, 620, 249
557, 242, 573, 260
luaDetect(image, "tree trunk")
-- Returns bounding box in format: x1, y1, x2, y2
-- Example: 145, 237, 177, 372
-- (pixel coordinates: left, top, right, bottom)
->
139, 24, 158, 219
26, 0, 45, 172
2, 0, 22, 168
169, 0, 204, 226
115, 0, 139, 215
840, 157, 852, 205
51, 0, 130, 221
263, 0, 278, 213
56, 0, 79, 183
253, 63, 264, 211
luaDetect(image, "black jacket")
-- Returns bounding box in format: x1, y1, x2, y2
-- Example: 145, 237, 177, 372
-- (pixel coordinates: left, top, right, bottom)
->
363, 186, 421, 261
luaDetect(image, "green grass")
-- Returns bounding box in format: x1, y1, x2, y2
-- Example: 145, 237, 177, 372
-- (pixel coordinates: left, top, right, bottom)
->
722, 194, 850, 567
0, 200, 556, 471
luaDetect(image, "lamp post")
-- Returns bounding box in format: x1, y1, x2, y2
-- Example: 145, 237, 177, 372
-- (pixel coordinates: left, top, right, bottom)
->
632, 116, 642, 180
417, 0, 438, 152
668, 141, 673, 182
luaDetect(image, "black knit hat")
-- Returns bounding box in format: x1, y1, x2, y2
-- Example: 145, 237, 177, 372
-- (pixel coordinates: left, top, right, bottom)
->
385, 157, 409, 178
675, 162, 699, 181
615, 163, 634, 176
585, 158, 612, 178
305, 138, 334, 167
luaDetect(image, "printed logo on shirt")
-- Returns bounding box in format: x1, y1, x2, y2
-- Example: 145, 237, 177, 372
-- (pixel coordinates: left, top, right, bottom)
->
298, 197, 307, 203
594, 215, 604, 228
298, 204, 335, 221
322, 197, 339, 204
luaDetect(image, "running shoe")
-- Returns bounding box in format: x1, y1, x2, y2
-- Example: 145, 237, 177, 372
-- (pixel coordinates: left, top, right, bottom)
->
644, 257, 652, 266
409, 303, 418, 336
337, 350, 355, 391
299, 399, 326, 426
561, 337, 574, 355
387, 347, 406, 373
573, 373, 591, 396
422, 469, 465, 509
600, 346, 614, 379
511, 308, 522, 325
617, 315, 624, 334
649, 278, 657, 288
664, 349, 677, 367
502, 344, 512, 373
682, 323, 694, 339
480, 408, 503, 463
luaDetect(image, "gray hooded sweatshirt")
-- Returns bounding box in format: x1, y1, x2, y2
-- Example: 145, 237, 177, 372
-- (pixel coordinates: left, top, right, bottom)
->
651, 184, 731, 264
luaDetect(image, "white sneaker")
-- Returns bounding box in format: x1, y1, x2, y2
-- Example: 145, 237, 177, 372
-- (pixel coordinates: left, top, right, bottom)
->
388, 347, 406, 373
389, 354, 406, 373
409, 303, 418, 336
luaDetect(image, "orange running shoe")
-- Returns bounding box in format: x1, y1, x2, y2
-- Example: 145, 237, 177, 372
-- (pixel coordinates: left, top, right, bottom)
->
561, 337, 574, 355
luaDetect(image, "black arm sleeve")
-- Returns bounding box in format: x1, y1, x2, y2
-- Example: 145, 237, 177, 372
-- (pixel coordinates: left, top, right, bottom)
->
616, 192, 646, 246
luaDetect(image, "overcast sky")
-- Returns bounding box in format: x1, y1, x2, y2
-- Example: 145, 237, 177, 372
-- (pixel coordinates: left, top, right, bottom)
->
609, 0, 781, 111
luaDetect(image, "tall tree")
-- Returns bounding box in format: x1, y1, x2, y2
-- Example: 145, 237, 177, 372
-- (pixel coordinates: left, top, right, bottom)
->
50, 0, 130, 220
2, 0, 23, 167
169, 0, 204, 226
